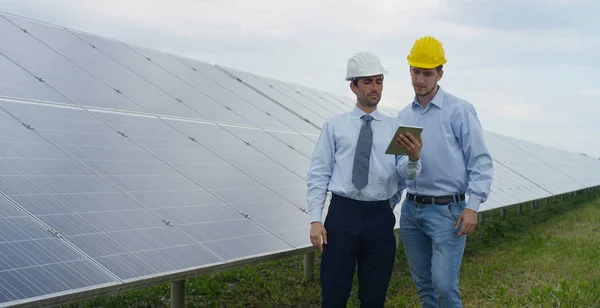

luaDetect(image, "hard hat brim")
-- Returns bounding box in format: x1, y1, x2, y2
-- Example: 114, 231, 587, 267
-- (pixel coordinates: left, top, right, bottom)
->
407, 60, 446, 69
345, 70, 387, 81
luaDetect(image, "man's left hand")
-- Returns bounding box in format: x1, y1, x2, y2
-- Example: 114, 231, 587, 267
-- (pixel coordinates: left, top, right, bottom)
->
455, 209, 477, 237
396, 132, 422, 162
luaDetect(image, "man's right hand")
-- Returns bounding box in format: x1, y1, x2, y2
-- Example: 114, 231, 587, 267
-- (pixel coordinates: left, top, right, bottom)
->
310, 222, 327, 252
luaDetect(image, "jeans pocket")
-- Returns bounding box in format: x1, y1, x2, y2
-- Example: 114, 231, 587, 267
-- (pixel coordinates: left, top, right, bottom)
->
447, 202, 465, 221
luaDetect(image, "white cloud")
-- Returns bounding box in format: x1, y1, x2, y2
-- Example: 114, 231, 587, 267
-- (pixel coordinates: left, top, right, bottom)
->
581, 89, 600, 96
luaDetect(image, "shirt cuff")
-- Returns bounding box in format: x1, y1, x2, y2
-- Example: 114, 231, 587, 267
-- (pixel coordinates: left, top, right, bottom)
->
403, 158, 421, 180
466, 197, 481, 213
309, 209, 323, 223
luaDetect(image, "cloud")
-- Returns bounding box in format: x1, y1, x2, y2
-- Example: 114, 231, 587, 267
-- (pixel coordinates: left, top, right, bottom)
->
581, 89, 600, 96
444, 0, 574, 31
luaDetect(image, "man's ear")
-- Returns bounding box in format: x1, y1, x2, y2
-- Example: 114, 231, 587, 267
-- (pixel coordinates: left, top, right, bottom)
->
350, 81, 358, 95
437, 70, 444, 82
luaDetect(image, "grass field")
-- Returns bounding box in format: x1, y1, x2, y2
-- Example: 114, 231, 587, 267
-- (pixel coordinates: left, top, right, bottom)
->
68, 192, 600, 308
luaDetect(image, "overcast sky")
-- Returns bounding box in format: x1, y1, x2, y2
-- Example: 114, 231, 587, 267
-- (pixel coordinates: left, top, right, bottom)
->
1, 0, 599, 157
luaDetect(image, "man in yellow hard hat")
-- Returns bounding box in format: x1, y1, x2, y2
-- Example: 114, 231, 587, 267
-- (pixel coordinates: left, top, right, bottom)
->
396, 36, 494, 307
307, 51, 423, 307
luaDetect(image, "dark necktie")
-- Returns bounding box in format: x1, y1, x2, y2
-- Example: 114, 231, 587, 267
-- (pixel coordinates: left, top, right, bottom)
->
352, 114, 373, 190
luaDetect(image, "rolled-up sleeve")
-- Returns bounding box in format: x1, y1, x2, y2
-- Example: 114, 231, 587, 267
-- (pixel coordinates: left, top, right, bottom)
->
396, 155, 421, 180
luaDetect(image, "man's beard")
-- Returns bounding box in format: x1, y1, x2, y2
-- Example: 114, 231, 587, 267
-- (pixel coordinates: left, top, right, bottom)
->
359, 97, 379, 107
414, 84, 436, 97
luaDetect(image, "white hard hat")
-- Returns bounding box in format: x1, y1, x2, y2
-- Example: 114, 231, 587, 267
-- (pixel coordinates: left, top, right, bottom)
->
345, 51, 387, 81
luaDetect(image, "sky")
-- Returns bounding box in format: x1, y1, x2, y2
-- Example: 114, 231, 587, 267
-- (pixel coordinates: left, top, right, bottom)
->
1, 0, 599, 158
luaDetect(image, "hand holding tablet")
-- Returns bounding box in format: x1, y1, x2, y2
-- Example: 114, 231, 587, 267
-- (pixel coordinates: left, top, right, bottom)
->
385, 125, 423, 161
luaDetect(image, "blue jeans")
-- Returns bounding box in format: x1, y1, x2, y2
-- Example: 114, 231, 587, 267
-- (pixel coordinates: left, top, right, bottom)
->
399, 199, 467, 308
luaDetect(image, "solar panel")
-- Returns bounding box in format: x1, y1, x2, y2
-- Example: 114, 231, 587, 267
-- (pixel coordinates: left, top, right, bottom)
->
217, 65, 329, 128
0, 194, 118, 306
88, 110, 310, 250
557, 151, 600, 187
301, 86, 353, 112
120, 46, 314, 134
160, 117, 311, 215
264, 130, 317, 158
496, 133, 586, 194
0, 99, 228, 282
281, 81, 349, 115
166, 55, 321, 134
0, 52, 72, 106
509, 136, 600, 188
247, 74, 342, 119
326, 92, 360, 110
0, 15, 146, 114
0, 107, 119, 306
4, 15, 212, 121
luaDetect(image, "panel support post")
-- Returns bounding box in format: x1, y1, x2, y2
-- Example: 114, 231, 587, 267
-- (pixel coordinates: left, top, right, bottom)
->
517, 204, 523, 214
478, 213, 484, 225
304, 252, 315, 282
171, 280, 185, 308
395, 229, 401, 247
530, 201, 535, 211
500, 208, 506, 220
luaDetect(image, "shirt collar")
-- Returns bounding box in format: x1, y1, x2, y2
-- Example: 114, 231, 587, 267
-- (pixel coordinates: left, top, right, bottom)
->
412, 86, 445, 109
351, 105, 383, 121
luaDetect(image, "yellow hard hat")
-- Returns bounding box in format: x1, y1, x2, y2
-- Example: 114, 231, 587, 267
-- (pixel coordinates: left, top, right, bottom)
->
407, 36, 447, 69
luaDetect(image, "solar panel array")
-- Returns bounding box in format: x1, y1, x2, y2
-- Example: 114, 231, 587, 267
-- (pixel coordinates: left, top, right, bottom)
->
1, 12, 599, 307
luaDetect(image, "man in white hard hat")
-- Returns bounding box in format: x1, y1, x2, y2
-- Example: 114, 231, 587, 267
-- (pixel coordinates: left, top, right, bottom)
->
307, 51, 423, 307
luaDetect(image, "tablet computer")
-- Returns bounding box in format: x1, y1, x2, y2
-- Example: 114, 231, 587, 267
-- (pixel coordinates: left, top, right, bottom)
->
385, 125, 423, 155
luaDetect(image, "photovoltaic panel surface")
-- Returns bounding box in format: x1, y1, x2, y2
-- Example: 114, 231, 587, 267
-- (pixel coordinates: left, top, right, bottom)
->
161, 118, 312, 218
281, 81, 348, 115
483, 132, 556, 198
0, 15, 146, 113
265, 130, 316, 158
170, 55, 321, 134
0, 53, 72, 106
318, 91, 356, 110
503, 134, 600, 188
126, 46, 305, 133
89, 110, 309, 253
302, 133, 321, 143
496, 133, 585, 194
0, 100, 228, 282
0, 106, 121, 307
217, 65, 329, 128
4, 15, 211, 121
557, 151, 600, 187
0, 196, 117, 306
298, 85, 352, 113
253, 75, 340, 119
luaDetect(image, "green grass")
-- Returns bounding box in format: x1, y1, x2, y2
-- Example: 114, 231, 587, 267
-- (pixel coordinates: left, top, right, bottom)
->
66, 193, 600, 308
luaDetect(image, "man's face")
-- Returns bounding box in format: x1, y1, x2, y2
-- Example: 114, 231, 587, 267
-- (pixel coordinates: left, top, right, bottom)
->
351, 75, 383, 107
410, 66, 443, 97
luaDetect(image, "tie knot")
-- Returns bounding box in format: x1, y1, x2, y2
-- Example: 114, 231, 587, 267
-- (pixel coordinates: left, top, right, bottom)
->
361, 114, 373, 122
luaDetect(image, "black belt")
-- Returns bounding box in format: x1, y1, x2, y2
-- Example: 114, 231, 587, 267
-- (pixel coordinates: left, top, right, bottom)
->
406, 193, 465, 204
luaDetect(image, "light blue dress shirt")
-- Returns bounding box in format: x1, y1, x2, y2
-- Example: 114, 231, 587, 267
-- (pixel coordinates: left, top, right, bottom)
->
307, 105, 422, 223
396, 86, 493, 212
